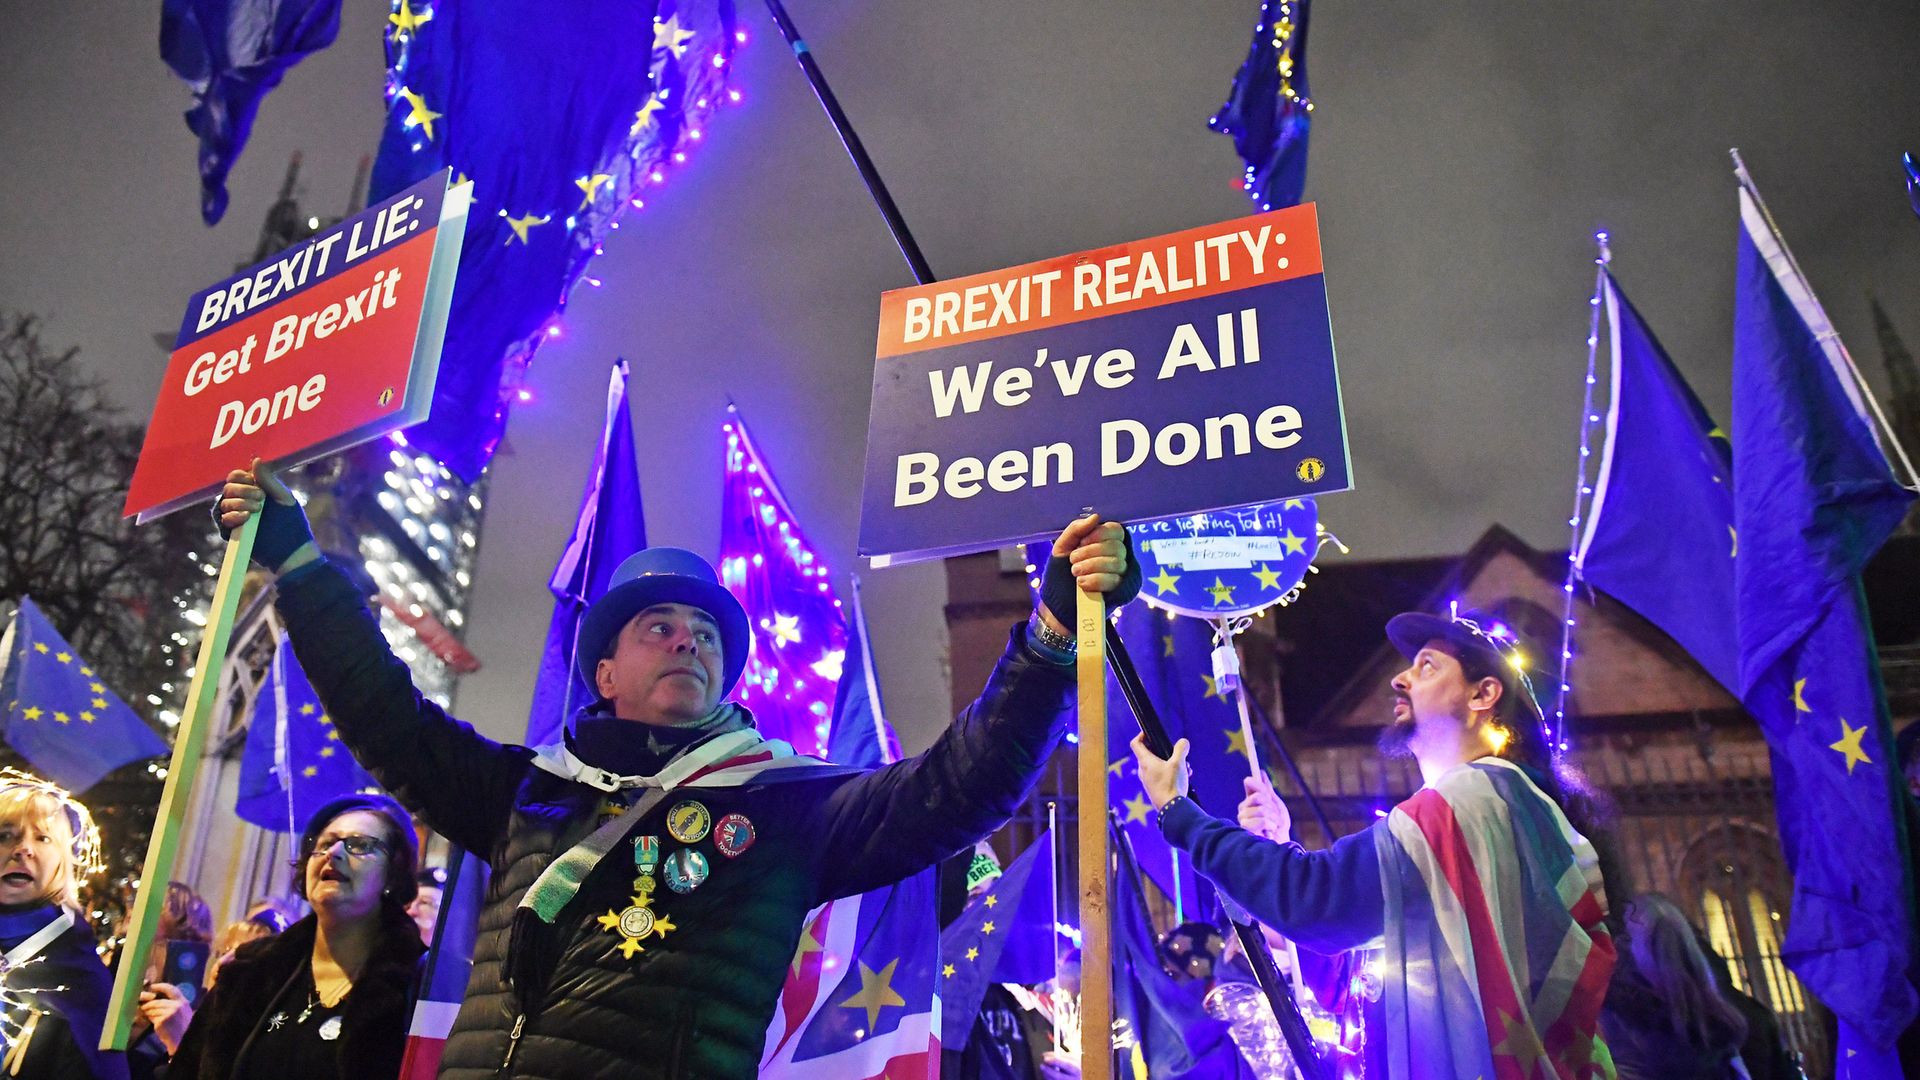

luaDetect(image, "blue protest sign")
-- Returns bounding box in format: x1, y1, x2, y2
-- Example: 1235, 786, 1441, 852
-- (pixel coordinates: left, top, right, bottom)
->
859, 206, 1347, 565
1132, 498, 1320, 618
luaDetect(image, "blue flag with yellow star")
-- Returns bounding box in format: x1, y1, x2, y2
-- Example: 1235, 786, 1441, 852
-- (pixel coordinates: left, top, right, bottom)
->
1210, 0, 1313, 212
1732, 186, 1919, 1052
0, 597, 170, 792
160, 0, 344, 225
1575, 271, 1739, 691
1106, 604, 1253, 911
235, 633, 380, 833
369, 0, 740, 479
937, 826, 1056, 1048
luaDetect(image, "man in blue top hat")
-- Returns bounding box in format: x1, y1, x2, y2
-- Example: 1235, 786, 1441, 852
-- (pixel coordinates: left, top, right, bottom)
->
215, 459, 1134, 1080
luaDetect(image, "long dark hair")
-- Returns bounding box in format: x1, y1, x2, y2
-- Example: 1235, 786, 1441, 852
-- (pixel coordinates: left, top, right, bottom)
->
1451, 646, 1632, 920
1625, 893, 1748, 1048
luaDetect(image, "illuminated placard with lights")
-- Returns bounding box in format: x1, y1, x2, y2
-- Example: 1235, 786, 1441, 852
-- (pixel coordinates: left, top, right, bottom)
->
858, 206, 1348, 565
124, 169, 469, 521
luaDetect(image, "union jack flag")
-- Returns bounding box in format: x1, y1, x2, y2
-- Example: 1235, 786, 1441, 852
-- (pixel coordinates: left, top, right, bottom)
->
1375, 758, 1615, 1080
761, 869, 941, 1079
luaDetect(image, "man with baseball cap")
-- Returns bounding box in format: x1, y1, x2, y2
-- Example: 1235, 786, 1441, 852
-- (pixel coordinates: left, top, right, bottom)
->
216, 459, 1137, 1080
1131, 607, 1619, 1079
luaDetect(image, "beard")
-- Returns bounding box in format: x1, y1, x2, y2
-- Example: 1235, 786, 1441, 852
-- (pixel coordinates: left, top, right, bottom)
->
1377, 715, 1417, 758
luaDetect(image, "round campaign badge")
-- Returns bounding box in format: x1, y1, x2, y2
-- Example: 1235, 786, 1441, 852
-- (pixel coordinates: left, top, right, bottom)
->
713, 813, 756, 858
618, 904, 656, 939
663, 848, 710, 894
665, 801, 711, 844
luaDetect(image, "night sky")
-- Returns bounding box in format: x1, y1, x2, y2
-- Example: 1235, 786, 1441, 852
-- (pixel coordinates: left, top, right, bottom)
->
4, 2, 1917, 751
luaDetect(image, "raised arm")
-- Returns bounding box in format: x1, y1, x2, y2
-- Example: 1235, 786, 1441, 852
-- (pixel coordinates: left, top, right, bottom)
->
218, 460, 531, 857
809, 515, 1136, 901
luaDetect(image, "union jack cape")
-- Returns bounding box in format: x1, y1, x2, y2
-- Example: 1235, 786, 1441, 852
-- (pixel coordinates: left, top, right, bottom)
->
1374, 757, 1616, 1080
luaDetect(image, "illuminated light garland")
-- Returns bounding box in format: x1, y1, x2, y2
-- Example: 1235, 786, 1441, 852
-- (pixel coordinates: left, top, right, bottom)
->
380, 0, 749, 410
1552, 232, 1612, 755
718, 407, 846, 758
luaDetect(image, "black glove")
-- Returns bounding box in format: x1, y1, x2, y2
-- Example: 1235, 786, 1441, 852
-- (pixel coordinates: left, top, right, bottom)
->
1040, 526, 1141, 626
214, 490, 315, 573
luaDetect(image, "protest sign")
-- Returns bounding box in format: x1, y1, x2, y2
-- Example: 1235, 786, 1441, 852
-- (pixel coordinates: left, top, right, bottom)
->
1132, 498, 1321, 618
858, 205, 1347, 565
124, 169, 469, 521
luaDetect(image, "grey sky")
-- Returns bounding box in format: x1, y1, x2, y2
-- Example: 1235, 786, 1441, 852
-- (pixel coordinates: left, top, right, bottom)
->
4, 2, 1917, 751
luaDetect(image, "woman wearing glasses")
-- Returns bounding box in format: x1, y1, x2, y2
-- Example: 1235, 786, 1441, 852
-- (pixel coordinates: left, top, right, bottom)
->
155, 795, 426, 1080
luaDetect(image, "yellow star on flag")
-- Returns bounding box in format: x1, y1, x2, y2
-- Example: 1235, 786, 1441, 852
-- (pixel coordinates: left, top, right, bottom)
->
1829, 718, 1873, 775
576, 173, 615, 210
1282, 499, 1305, 510
1251, 563, 1284, 590
1279, 532, 1308, 557
981, 921, 996, 935
1161, 634, 1175, 657
631, 96, 665, 137
88, 682, 104, 693
1108, 758, 1128, 777
1147, 568, 1180, 596
79, 711, 95, 724
21, 707, 42, 721
302, 766, 319, 778
983, 894, 998, 908
389, 0, 432, 35
942, 963, 955, 978
791, 920, 824, 976
1201, 673, 1223, 701
326, 730, 341, 742
53, 712, 70, 725
654, 14, 696, 57
320, 746, 336, 758
55, 652, 71, 664
300, 703, 316, 716
395, 87, 442, 140
840, 958, 907, 1029
1490, 1008, 1546, 1074
1792, 679, 1811, 715
79, 666, 93, 676
1207, 577, 1235, 605
503, 211, 551, 245
32, 643, 48, 654
1122, 794, 1151, 826
91, 698, 106, 709
1225, 727, 1249, 759
965, 946, 979, 961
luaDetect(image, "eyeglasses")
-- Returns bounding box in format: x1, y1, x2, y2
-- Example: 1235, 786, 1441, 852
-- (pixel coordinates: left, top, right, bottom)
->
306, 834, 390, 860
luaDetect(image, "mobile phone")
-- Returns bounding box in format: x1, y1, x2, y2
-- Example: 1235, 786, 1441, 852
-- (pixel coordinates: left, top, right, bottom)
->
162, 940, 213, 1005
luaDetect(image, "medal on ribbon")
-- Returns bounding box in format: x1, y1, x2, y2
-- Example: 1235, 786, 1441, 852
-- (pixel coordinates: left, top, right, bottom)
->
599, 834, 676, 959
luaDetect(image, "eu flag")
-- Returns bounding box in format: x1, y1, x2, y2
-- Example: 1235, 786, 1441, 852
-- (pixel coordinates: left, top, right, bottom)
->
524, 360, 647, 747
1575, 271, 1739, 691
826, 577, 901, 770
938, 827, 1057, 1048
1106, 604, 1251, 912
0, 597, 170, 792
1733, 185, 1918, 1051
1111, 821, 1251, 1079
235, 634, 380, 832
160, 0, 344, 224
1210, 0, 1314, 211
369, 0, 740, 479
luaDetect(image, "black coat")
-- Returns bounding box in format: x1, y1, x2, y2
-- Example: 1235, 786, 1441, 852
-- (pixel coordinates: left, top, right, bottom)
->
275, 560, 1074, 1080
1, 905, 128, 1080
165, 908, 425, 1080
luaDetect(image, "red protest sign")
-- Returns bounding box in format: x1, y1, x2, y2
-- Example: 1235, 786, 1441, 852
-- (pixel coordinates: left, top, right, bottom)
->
124, 169, 469, 522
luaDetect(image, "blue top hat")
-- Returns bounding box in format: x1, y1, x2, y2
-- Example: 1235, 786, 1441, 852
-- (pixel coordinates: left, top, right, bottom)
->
574, 547, 751, 699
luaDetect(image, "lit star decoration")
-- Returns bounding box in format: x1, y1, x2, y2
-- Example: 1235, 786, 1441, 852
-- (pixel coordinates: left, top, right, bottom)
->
719, 410, 847, 758
375, 0, 748, 463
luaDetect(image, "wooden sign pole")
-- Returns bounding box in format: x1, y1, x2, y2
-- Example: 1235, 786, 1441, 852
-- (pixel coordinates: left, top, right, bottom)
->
101, 514, 258, 1050
1075, 584, 1111, 1080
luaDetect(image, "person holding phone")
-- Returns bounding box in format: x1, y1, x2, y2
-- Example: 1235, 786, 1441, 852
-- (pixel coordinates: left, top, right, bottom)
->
155, 795, 426, 1080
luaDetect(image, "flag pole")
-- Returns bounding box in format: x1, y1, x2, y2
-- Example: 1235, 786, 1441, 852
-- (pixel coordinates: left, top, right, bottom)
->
1729, 148, 1920, 490
101, 513, 258, 1050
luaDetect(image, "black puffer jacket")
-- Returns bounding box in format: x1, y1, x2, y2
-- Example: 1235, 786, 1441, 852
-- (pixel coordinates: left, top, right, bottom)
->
165, 908, 426, 1080
275, 560, 1074, 1079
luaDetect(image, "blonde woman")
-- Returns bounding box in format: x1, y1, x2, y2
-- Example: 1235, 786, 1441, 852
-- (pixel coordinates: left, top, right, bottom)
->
0, 770, 127, 1080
